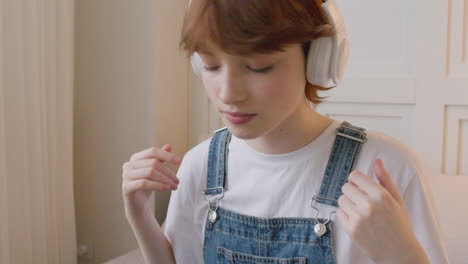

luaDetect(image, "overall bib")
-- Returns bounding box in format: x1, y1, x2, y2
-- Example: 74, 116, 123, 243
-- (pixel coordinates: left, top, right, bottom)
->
202, 121, 368, 264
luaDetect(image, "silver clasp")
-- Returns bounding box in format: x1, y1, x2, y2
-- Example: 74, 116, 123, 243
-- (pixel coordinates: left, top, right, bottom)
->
202, 187, 225, 222
336, 127, 368, 143
310, 195, 338, 236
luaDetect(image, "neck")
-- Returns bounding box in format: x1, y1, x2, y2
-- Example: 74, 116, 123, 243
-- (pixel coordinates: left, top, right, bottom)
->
244, 102, 334, 155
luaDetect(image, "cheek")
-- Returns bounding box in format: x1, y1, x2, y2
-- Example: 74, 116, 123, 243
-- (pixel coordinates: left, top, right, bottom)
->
254, 72, 298, 102
201, 68, 302, 106
201, 78, 217, 100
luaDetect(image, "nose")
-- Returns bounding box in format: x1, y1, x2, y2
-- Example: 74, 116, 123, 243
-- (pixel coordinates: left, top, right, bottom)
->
217, 65, 247, 105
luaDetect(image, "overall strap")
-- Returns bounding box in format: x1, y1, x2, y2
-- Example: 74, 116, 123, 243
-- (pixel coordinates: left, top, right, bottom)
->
314, 121, 368, 207
203, 127, 231, 196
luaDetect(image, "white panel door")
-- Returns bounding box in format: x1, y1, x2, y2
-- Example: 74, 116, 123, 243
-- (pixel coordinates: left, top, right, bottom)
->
316, 0, 468, 178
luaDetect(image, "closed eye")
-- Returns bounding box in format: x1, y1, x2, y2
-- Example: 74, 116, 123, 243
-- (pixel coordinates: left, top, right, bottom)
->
203, 65, 274, 74
247, 65, 273, 73
203, 66, 220, 72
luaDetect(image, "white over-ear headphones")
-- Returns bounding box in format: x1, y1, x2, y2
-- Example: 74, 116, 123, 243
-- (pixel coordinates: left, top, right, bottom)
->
188, 0, 349, 88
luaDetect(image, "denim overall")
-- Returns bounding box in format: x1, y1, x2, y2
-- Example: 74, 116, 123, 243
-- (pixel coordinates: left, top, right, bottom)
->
202, 121, 368, 264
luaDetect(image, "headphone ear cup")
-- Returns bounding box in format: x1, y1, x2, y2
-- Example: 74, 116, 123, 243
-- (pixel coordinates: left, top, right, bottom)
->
305, 0, 349, 88
306, 34, 349, 88
306, 37, 333, 88
334, 37, 349, 84
190, 52, 202, 78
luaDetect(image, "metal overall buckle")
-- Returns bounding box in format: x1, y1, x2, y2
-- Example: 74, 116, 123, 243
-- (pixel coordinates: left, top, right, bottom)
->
202, 187, 225, 223
310, 195, 337, 237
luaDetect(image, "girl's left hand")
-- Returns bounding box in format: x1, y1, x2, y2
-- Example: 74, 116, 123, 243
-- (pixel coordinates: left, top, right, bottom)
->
336, 158, 429, 264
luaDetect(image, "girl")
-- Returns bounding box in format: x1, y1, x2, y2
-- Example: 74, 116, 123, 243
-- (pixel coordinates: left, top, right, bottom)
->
122, 0, 450, 263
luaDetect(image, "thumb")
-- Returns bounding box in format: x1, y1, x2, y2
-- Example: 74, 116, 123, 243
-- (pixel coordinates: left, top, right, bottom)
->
374, 158, 403, 204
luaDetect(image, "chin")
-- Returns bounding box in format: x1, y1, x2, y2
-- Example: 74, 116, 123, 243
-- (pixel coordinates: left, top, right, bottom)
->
224, 123, 260, 140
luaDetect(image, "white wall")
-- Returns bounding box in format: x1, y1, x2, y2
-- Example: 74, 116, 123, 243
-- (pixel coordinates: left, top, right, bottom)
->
75, 0, 189, 261
74, 0, 176, 263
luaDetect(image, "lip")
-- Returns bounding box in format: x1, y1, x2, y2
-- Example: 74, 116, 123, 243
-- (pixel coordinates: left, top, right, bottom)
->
223, 111, 256, 117
223, 111, 257, 125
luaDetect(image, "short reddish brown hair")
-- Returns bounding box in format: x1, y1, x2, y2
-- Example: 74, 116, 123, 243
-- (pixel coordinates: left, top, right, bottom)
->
179, 0, 337, 105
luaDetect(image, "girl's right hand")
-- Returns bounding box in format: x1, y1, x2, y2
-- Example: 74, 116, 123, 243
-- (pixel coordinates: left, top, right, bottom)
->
122, 144, 181, 218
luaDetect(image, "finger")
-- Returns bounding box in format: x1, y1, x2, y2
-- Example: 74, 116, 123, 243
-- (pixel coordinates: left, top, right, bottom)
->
124, 159, 155, 170
124, 167, 178, 188
374, 159, 403, 204
153, 160, 180, 183
336, 207, 355, 238
337, 194, 358, 220
163, 144, 172, 152
341, 181, 368, 206
130, 146, 181, 165
336, 207, 349, 223
124, 159, 179, 183
347, 170, 381, 198
124, 168, 177, 189
123, 179, 173, 194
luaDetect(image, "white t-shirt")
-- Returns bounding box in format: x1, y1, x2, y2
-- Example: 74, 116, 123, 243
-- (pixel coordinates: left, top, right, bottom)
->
163, 119, 450, 264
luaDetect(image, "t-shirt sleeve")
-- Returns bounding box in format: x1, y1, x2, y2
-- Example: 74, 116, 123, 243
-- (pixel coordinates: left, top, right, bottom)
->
402, 167, 451, 264
163, 152, 204, 263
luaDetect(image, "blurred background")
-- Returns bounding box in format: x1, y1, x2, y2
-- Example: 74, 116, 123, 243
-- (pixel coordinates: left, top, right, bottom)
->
0, 0, 467, 263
